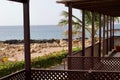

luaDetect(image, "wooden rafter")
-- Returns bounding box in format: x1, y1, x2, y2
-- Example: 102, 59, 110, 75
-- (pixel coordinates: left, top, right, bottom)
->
57, 0, 120, 17
8, 0, 28, 3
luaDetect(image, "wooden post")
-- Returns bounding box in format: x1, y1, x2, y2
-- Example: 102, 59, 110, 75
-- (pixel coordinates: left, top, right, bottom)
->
81, 10, 85, 69
106, 16, 109, 54
23, 1, 31, 80
90, 11, 95, 69
103, 15, 106, 56
91, 11, 95, 57
113, 17, 115, 48
8, 0, 31, 79
113, 17, 115, 49
82, 10, 85, 56
68, 3, 72, 70
110, 17, 112, 50
99, 14, 101, 57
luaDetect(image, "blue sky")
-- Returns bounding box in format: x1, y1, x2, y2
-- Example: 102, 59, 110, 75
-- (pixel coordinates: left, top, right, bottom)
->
0, 0, 64, 25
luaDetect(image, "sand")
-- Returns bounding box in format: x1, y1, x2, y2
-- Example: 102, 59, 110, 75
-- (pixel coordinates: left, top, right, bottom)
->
0, 39, 92, 62
0, 42, 68, 62
9, 47, 68, 61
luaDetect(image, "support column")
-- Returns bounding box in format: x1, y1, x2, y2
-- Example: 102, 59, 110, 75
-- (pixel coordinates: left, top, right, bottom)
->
68, 3, 72, 70
82, 10, 85, 56
91, 11, 95, 57
23, 1, 31, 80
99, 14, 101, 57
110, 17, 112, 50
113, 17, 115, 49
106, 16, 109, 54
103, 15, 106, 56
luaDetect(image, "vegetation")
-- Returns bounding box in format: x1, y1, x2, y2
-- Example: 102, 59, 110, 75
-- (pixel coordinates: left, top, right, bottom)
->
0, 47, 81, 78
58, 10, 119, 39
0, 61, 24, 77
31, 50, 68, 68
72, 47, 82, 54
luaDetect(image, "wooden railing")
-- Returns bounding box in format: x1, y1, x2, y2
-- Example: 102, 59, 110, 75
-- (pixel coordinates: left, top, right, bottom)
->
73, 42, 100, 57
68, 56, 120, 71
1, 36, 120, 80
73, 37, 114, 57
0, 69, 25, 80
1, 68, 120, 80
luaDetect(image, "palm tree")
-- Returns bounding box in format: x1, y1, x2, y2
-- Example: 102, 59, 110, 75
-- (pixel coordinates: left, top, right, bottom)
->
58, 11, 82, 39
58, 10, 119, 40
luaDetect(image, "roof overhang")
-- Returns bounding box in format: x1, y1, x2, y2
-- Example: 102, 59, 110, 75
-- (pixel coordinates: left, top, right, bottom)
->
57, 0, 120, 17
8, 0, 29, 3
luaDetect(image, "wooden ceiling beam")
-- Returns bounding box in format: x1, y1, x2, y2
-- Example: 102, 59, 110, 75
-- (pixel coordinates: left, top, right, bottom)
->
72, 3, 120, 16
8, 0, 28, 3
72, 1, 120, 9
57, 0, 120, 17
72, 0, 120, 6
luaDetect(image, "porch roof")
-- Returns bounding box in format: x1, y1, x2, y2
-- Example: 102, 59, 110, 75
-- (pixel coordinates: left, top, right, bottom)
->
8, 0, 28, 3
57, 0, 120, 17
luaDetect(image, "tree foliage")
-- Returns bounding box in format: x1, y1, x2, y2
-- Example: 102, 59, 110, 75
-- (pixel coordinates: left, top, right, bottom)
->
58, 10, 119, 39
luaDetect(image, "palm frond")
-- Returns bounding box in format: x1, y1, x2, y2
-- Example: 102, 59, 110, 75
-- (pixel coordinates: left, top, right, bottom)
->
58, 10, 120, 40
61, 11, 68, 18
58, 19, 68, 27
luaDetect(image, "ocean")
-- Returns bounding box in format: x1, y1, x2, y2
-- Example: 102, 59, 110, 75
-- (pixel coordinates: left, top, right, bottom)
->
0, 25, 67, 41
0, 24, 119, 41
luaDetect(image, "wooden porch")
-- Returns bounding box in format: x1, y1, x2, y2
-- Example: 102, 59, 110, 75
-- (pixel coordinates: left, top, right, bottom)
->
1, 0, 120, 80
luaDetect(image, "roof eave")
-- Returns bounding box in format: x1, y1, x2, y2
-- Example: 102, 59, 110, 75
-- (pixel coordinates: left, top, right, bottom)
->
8, 0, 28, 3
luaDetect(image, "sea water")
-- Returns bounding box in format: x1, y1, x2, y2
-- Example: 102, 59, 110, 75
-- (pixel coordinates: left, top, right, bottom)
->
0, 24, 119, 41
0, 25, 67, 41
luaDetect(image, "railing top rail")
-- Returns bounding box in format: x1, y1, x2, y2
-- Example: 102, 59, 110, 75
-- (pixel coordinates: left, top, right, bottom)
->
67, 56, 120, 58
0, 69, 25, 80
32, 68, 120, 73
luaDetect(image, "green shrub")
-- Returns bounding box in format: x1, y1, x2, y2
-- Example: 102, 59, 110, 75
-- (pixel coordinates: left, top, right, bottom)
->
0, 61, 24, 77
0, 50, 67, 78
31, 50, 67, 68
72, 47, 82, 54
0, 47, 81, 78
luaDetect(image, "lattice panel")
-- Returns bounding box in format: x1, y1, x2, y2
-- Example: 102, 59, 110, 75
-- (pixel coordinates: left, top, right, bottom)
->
1, 70, 25, 80
1, 69, 120, 80
91, 72, 120, 80
70, 57, 83, 69
69, 57, 120, 71
31, 69, 89, 80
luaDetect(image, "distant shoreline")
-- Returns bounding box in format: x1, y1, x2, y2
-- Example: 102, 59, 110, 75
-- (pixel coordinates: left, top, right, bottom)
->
0, 38, 91, 62
3, 39, 61, 44
2, 38, 89, 44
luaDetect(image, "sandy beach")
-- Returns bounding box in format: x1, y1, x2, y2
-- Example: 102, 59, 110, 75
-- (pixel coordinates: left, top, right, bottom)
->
0, 39, 92, 62
0, 43, 67, 62
0, 40, 68, 62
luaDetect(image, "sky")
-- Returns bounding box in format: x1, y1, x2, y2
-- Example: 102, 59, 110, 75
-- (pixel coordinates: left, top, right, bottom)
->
0, 0, 80, 26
